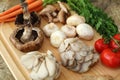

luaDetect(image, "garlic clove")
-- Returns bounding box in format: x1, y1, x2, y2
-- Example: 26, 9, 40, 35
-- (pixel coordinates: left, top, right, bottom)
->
54, 63, 61, 79
59, 37, 76, 53
71, 63, 81, 72
32, 56, 39, 68
30, 62, 42, 80
50, 30, 66, 48
60, 52, 68, 66
30, 71, 40, 80
21, 54, 37, 69
37, 60, 49, 79
79, 61, 92, 73
45, 56, 56, 77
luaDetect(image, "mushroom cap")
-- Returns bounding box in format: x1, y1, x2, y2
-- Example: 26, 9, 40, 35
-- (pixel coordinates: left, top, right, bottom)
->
15, 12, 40, 27
10, 27, 44, 52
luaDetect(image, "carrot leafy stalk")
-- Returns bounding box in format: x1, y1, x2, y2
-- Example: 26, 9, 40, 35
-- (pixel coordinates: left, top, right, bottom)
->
66, 0, 118, 43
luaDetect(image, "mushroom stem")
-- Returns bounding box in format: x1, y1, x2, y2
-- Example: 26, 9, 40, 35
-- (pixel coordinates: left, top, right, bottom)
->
21, 26, 33, 43
20, 1, 33, 43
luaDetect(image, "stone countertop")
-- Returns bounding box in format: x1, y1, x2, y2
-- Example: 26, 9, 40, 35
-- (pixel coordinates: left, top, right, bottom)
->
0, 0, 120, 80
0, 55, 15, 80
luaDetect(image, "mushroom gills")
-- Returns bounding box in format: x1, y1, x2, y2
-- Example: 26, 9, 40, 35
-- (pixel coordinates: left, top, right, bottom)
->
15, 12, 40, 27
15, 28, 38, 43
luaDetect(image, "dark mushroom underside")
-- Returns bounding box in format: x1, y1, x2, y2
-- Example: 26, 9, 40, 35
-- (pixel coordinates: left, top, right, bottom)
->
10, 27, 44, 52
15, 12, 40, 27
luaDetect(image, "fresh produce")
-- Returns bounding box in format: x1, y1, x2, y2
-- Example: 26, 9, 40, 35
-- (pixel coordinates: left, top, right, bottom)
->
0, 0, 43, 22
50, 30, 66, 48
110, 33, 120, 50
66, 14, 85, 26
94, 38, 109, 53
58, 37, 99, 73
43, 0, 119, 43
21, 50, 61, 80
42, 23, 59, 37
39, 1, 69, 23
61, 25, 76, 38
100, 48, 120, 68
0, 0, 35, 17
76, 23, 94, 40
0, 17, 16, 23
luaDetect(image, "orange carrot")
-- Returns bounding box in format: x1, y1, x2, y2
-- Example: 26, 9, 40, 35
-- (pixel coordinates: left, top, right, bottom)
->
0, 17, 16, 23
0, 0, 43, 20
0, 6, 43, 23
30, 4, 43, 12
0, 0, 35, 17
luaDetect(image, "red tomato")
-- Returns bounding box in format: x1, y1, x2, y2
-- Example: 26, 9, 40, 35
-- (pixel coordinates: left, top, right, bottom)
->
100, 48, 120, 68
110, 33, 120, 49
94, 38, 109, 53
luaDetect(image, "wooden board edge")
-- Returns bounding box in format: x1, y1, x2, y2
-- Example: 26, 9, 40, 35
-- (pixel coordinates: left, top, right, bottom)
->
0, 23, 31, 80
0, 40, 25, 80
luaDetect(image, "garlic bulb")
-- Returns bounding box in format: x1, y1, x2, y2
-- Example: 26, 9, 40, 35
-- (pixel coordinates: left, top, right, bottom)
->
58, 37, 99, 73
21, 50, 60, 80
50, 30, 66, 48
42, 23, 59, 37
76, 23, 94, 40
21, 51, 40, 69
61, 25, 76, 38
66, 14, 85, 26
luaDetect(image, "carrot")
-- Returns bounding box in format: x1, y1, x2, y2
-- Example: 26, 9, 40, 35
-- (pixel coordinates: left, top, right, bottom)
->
30, 4, 43, 12
0, 6, 43, 23
0, 0, 43, 20
0, 0, 35, 17
0, 17, 16, 23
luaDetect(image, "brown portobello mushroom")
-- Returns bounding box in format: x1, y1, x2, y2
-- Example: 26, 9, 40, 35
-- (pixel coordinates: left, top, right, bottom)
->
10, 27, 44, 52
10, 1, 44, 52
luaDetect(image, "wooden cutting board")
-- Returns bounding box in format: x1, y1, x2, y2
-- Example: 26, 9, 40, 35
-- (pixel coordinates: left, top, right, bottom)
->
0, 20, 120, 80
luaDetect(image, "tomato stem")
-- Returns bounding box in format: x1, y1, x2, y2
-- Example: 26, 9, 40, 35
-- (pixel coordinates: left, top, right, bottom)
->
110, 36, 120, 48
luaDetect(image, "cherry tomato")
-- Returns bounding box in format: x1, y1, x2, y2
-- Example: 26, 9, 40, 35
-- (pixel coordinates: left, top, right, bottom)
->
94, 38, 109, 53
110, 33, 120, 49
100, 48, 120, 68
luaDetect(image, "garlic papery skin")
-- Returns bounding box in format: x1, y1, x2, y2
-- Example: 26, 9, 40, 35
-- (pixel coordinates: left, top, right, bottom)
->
76, 23, 94, 40
42, 23, 59, 37
21, 50, 61, 80
37, 60, 49, 79
21, 52, 39, 69
66, 14, 85, 26
50, 30, 66, 48
61, 25, 76, 38
45, 56, 56, 77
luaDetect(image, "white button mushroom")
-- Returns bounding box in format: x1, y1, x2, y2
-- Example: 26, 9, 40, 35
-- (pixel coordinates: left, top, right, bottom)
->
61, 25, 76, 38
66, 14, 85, 26
76, 23, 94, 40
42, 23, 59, 37
50, 30, 66, 48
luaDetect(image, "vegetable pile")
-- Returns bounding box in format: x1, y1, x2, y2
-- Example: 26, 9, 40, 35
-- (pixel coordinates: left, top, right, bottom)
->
0, 0, 43, 22
95, 34, 120, 68
1, 0, 118, 43
43, 0, 119, 43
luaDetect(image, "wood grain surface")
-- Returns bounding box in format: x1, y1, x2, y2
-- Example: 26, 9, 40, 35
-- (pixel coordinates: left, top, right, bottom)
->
0, 19, 120, 80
